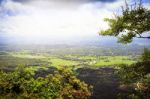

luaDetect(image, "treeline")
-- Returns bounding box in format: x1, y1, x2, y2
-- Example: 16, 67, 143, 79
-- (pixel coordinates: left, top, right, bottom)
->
0, 44, 149, 56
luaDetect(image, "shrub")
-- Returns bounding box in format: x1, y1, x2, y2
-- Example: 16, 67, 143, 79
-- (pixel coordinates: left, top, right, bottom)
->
117, 49, 150, 99
0, 66, 92, 99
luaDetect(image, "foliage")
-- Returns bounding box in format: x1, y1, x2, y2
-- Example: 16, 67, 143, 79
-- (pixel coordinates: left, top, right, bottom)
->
0, 66, 92, 99
100, 1, 150, 44
117, 49, 150, 98
140, 48, 150, 62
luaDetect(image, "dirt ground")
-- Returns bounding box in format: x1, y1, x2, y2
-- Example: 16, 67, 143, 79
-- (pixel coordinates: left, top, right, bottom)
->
77, 67, 123, 99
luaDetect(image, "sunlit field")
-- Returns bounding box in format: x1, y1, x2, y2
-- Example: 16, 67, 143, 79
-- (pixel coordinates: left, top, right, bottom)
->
0, 49, 137, 71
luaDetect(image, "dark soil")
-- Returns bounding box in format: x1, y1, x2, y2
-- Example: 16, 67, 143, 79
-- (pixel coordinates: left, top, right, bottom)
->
34, 67, 57, 78
35, 67, 125, 99
77, 67, 123, 99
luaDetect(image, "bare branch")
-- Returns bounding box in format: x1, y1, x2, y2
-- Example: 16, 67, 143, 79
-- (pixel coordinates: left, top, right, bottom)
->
137, 36, 150, 39
125, 0, 129, 10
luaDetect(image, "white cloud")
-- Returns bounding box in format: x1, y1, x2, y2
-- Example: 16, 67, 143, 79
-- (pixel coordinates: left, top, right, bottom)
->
0, 0, 124, 44
143, 3, 150, 9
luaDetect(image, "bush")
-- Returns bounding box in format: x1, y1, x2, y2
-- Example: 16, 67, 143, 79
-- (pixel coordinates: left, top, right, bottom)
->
0, 66, 92, 99
141, 48, 150, 62
117, 49, 150, 99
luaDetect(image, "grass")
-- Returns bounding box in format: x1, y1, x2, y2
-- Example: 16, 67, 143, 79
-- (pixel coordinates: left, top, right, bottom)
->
0, 52, 137, 71
78, 56, 97, 60
94, 56, 135, 67
50, 58, 79, 68
10, 52, 46, 59
65, 55, 96, 60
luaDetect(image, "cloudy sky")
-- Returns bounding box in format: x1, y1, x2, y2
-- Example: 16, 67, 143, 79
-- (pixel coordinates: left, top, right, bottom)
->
0, 0, 149, 44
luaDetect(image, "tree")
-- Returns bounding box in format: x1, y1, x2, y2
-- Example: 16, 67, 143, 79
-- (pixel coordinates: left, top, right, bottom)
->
99, 0, 150, 44
99, 1, 150, 98
0, 66, 92, 99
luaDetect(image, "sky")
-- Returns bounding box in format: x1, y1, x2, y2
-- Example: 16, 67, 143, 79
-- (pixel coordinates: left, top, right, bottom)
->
0, 0, 149, 44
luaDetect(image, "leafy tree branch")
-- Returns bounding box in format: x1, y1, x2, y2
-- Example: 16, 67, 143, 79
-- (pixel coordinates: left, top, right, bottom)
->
99, 0, 150, 44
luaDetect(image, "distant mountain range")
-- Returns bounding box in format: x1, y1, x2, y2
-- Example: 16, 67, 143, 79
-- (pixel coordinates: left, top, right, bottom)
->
0, 34, 150, 47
